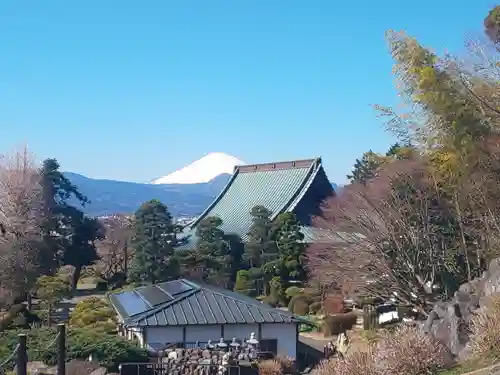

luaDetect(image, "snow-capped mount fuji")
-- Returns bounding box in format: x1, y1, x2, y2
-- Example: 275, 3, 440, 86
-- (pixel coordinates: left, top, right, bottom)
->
151, 152, 245, 185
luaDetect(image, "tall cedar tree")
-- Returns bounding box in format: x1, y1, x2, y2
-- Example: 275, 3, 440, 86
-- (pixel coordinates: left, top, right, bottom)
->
40, 159, 103, 288
244, 206, 276, 268
195, 216, 232, 286
129, 200, 178, 284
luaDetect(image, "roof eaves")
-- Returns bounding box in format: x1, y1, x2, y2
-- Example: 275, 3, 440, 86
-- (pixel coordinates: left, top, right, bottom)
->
269, 158, 319, 221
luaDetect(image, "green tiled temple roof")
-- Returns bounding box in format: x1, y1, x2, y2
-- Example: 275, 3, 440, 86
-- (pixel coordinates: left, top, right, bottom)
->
176, 158, 334, 250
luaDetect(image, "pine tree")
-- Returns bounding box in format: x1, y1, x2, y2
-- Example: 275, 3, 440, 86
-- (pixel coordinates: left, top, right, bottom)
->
128, 199, 177, 284
346, 151, 386, 184
244, 206, 276, 268
271, 212, 307, 283
194, 216, 231, 286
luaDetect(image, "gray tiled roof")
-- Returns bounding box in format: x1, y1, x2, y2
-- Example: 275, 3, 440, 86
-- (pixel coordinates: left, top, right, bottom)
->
109, 279, 310, 327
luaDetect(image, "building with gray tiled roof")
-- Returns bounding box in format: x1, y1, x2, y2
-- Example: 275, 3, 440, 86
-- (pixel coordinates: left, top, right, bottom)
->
176, 157, 337, 250
109, 279, 312, 358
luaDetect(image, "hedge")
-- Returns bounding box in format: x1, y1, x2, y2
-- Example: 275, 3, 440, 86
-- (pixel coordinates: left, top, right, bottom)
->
0, 327, 148, 370
322, 312, 358, 336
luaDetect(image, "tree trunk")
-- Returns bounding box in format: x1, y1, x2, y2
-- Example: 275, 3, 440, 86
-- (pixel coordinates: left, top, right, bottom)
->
71, 265, 82, 291
48, 303, 52, 327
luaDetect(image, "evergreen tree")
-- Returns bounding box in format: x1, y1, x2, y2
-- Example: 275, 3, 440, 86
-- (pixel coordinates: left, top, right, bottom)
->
243, 206, 276, 268
39, 159, 102, 289
346, 151, 386, 184
270, 212, 307, 283
128, 199, 177, 284
63, 214, 106, 289
40, 158, 89, 274
194, 216, 231, 286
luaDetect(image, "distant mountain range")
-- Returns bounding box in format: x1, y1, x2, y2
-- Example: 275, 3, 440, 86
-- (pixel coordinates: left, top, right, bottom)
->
64, 172, 340, 218
63, 152, 340, 217
64, 172, 233, 217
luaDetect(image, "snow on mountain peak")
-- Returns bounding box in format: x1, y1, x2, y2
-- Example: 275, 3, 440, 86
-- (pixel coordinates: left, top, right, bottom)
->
151, 152, 245, 185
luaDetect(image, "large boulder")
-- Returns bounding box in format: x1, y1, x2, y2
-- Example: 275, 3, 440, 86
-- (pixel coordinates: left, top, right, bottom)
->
422, 257, 500, 359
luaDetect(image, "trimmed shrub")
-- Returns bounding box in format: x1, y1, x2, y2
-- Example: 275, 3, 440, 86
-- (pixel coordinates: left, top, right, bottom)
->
309, 301, 322, 315
285, 286, 303, 299
470, 292, 500, 358
69, 297, 117, 333
375, 325, 453, 375
288, 295, 310, 313
293, 298, 310, 316
234, 270, 256, 297
323, 313, 357, 336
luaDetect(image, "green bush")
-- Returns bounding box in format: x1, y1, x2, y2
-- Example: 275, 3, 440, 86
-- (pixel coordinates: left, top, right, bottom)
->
234, 270, 256, 297
0, 327, 148, 370
95, 279, 109, 292
309, 301, 322, 315
285, 286, 303, 299
322, 313, 358, 336
69, 297, 117, 334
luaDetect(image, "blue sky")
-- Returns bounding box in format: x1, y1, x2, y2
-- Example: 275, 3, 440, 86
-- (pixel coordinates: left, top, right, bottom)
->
0, 1, 492, 184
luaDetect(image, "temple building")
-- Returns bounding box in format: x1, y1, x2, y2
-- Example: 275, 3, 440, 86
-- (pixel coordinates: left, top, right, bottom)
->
176, 157, 337, 249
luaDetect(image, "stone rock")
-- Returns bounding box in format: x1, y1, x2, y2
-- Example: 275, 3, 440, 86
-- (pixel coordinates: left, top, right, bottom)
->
422, 256, 500, 358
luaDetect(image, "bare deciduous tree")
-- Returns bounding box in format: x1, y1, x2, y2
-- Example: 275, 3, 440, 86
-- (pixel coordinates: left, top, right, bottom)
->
96, 214, 133, 281
308, 159, 464, 315
0, 145, 43, 300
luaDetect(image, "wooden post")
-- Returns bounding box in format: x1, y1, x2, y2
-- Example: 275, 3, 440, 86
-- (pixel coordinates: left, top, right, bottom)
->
57, 324, 66, 375
16, 334, 27, 375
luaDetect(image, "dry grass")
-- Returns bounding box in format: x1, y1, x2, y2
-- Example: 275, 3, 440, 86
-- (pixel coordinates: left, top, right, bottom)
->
470, 293, 500, 359
375, 325, 453, 375
314, 325, 454, 375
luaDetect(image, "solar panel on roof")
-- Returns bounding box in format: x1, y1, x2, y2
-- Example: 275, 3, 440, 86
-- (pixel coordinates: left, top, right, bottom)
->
137, 285, 173, 306
115, 291, 151, 316
158, 280, 193, 296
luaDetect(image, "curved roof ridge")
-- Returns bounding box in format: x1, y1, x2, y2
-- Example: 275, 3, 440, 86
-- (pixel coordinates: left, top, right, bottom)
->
236, 157, 321, 174
284, 159, 325, 215
184, 167, 242, 229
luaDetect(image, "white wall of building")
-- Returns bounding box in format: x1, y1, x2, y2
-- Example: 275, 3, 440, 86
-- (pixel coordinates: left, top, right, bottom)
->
262, 323, 297, 358
133, 323, 298, 358
223, 324, 259, 341
186, 325, 221, 342
146, 326, 184, 346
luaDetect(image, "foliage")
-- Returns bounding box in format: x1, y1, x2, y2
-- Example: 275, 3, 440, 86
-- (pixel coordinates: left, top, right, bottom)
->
309, 302, 322, 314
347, 151, 388, 184
324, 295, 346, 314
128, 199, 178, 284
285, 286, 302, 299
234, 270, 256, 296
35, 275, 70, 325
291, 297, 309, 316
244, 206, 276, 268
0, 327, 148, 370
322, 313, 358, 336
69, 297, 117, 333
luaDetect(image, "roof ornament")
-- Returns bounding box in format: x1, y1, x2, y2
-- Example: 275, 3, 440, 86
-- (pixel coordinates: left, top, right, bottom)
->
247, 332, 259, 345
217, 338, 228, 348
206, 339, 215, 349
